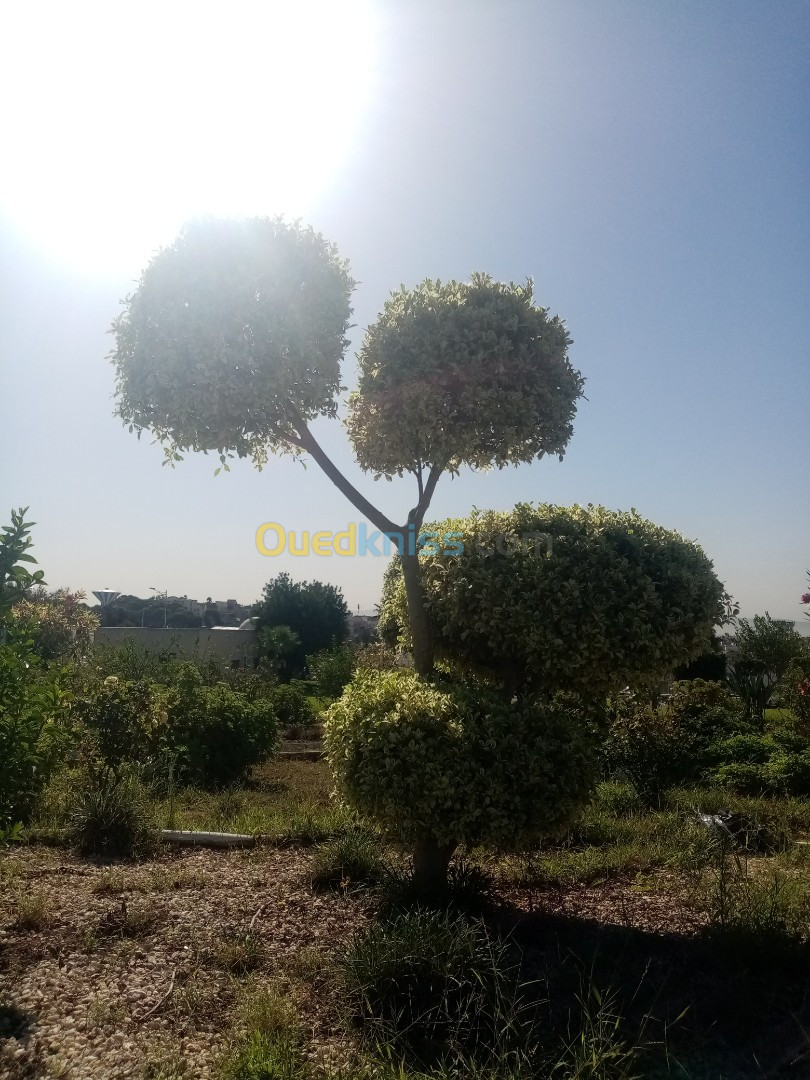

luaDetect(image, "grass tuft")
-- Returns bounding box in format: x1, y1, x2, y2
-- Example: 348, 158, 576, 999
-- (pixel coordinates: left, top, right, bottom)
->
13, 892, 50, 932
310, 826, 388, 892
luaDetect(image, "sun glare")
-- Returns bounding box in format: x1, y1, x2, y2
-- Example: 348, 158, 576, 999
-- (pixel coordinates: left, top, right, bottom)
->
1, 1, 377, 274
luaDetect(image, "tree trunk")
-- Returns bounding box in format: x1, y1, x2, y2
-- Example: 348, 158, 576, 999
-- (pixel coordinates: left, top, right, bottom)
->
400, 549, 434, 677
412, 837, 456, 893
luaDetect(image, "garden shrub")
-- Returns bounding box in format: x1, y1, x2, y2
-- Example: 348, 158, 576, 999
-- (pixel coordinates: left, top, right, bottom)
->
326, 670, 595, 854
704, 731, 810, 796
70, 675, 163, 778
602, 702, 685, 805
603, 680, 746, 803
306, 643, 355, 700
269, 681, 318, 736
0, 631, 71, 826
782, 652, 810, 730
164, 665, 279, 787
71, 663, 278, 789
11, 589, 98, 661
379, 504, 729, 695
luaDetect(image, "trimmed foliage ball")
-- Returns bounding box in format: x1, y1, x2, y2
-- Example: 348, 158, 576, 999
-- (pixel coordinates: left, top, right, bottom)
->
326, 670, 595, 851
379, 503, 729, 696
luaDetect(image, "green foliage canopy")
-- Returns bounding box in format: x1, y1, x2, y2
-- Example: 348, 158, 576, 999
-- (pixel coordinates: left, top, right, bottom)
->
110, 218, 354, 467
326, 670, 595, 851
254, 572, 348, 677
380, 504, 729, 695
347, 275, 583, 479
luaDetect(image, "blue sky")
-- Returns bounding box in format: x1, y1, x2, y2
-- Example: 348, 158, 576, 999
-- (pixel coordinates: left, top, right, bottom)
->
1, 0, 807, 626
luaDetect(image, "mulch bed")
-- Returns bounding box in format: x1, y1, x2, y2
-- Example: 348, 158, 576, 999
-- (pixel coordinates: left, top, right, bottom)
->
0, 844, 372, 1079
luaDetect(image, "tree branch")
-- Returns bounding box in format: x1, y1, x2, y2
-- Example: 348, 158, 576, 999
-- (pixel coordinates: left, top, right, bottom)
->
415, 462, 424, 502
411, 464, 444, 529
291, 416, 399, 535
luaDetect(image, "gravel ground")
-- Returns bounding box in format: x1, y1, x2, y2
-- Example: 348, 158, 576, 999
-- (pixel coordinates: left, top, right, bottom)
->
0, 844, 372, 1079
0, 843, 726, 1080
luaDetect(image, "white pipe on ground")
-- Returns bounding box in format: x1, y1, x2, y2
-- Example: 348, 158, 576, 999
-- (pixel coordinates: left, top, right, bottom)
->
160, 830, 259, 849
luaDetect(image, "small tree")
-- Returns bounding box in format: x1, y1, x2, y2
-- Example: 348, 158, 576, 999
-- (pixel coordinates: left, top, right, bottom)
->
110, 219, 583, 678
728, 614, 804, 722
110, 219, 585, 887
254, 572, 348, 677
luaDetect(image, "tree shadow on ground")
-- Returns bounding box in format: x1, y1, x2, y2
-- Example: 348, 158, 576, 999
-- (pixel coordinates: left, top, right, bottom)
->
494, 902, 810, 1079
0, 1003, 35, 1042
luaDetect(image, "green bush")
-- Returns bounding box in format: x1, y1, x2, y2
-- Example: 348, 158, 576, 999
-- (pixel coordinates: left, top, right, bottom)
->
379, 504, 728, 695
326, 670, 595, 853
269, 681, 318, 735
782, 652, 810, 728
602, 702, 684, 805
0, 632, 71, 827
68, 771, 157, 859
70, 675, 162, 778
704, 730, 810, 796
165, 666, 279, 787
71, 663, 278, 789
603, 680, 746, 803
306, 643, 355, 699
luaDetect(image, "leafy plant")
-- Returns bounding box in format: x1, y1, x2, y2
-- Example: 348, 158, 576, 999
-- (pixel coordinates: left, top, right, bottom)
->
327, 670, 595, 890
307, 642, 356, 699
165, 669, 279, 787
269, 681, 318, 737
71, 675, 162, 779
0, 509, 70, 829
603, 680, 744, 803
0, 627, 71, 827
0, 507, 46, 619
11, 588, 98, 661
379, 504, 730, 696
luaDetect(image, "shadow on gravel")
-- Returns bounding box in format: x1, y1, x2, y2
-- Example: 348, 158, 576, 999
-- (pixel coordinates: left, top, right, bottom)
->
0, 1003, 35, 1042
494, 903, 810, 1079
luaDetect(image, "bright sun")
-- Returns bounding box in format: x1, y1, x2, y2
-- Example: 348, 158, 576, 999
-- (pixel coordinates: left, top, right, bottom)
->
1, 0, 377, 274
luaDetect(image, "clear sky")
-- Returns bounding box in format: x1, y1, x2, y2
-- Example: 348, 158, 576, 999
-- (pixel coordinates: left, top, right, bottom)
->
1, 0, 808, 627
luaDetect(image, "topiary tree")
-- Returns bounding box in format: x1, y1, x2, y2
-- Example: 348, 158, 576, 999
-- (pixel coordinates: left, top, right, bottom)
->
326, 669, 595, 887
379, 504, 731, 697
110, 219, 584, 676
